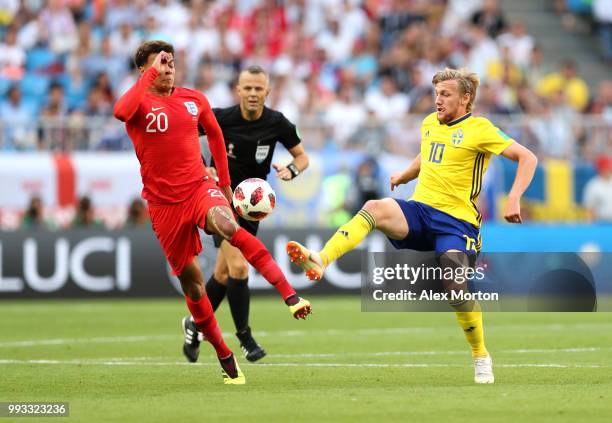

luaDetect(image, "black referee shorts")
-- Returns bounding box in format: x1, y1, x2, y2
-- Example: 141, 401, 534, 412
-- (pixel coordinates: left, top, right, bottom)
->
212, 215, 260, 248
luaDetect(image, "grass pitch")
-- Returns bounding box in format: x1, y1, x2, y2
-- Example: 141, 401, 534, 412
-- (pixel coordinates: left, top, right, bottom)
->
1, 296, 611, 422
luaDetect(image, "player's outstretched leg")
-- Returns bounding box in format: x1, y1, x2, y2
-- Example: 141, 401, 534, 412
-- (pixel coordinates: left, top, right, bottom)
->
207, 205, 312, 319
179, 258, 245, 384
287, 209, 376, 280
288, 199, 407, 281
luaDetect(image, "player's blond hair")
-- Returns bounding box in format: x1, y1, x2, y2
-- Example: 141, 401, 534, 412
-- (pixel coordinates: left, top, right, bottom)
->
432, 68, 480, 112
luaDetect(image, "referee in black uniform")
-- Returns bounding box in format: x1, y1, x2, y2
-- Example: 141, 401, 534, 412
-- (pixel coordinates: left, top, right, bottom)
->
182, 65, 309, 363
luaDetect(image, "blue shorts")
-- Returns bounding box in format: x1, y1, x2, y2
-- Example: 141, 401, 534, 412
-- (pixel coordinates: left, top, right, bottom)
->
388, 200, 481, 256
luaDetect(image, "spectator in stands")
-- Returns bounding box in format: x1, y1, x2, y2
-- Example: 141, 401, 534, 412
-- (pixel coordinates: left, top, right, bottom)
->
79, 86, 112, 118
81, 36, 128, 87
593, 0, 612, 63
316, 16, 357, 65
379, 0, 425, 50
524, 44, 548, 88
466, 24, 500, 78
194, 63, 233, 108
537, 60, 589, 112
72, 196, 103, 228
343, 38, 379, 90
476, 82, 514, 116
0, 25, 25, 80
0, 85, 36, 150
589, 80, 612, 121
583, 156, 612, 222
20, 196, 50, 229
109, 22, 142, 62
348, 157, 383, 215
407, 67, 433, 112
125, 198, 149, 228
324, 82, 367, 148
38, 0, 78, 54
105, 0, 140, 31
348, 105, 390, 154
441, 0, 484, 37
92, 73, 115, 109
148, 0, 189, 35
470, 0, 506, 38
39, 82, 69, 150
496, 21, 534, 68
364, 73, 410, 121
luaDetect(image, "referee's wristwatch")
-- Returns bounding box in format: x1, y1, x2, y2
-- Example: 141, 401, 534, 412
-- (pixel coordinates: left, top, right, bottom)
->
287, 163, 300, 179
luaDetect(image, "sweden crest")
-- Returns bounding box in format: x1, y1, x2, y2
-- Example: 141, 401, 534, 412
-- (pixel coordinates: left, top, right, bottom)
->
184, 101, 198, 116
452, 129, 464, 146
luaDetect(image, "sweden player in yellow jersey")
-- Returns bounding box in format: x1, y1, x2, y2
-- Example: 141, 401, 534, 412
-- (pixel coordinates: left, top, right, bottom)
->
287, 68, 538, 384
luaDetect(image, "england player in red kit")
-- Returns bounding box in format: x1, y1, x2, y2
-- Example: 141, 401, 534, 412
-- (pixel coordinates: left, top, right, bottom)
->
113, 41, 312, 385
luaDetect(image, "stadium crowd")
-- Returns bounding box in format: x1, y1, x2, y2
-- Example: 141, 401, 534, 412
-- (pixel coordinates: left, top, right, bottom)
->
0, 0, 610, 159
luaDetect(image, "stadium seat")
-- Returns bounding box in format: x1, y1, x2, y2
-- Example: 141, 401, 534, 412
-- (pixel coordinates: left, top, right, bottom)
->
0, 78, 11, 97
19, 74, 51, 97
25, 48, 58, 72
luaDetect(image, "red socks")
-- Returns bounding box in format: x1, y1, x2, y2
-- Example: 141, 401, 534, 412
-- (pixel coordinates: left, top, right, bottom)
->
230, 227, 296, 301
184, 295, 231, 359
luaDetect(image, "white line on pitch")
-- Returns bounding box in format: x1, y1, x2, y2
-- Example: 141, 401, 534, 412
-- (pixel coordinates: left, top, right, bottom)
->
0, 358, 606, 369
270, 347, 609, 358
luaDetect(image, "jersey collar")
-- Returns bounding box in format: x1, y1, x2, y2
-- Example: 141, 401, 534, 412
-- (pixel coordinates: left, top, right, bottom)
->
442, 112, 472, 126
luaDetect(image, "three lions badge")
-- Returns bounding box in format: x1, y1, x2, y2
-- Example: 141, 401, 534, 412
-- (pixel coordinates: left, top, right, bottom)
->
183, 101, 198, 116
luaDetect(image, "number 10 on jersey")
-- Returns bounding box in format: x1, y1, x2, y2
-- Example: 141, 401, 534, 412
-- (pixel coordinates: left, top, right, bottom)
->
428, 142, 445, 163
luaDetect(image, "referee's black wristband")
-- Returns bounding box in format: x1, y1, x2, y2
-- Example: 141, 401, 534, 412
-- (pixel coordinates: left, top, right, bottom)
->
287, 163, 300, 179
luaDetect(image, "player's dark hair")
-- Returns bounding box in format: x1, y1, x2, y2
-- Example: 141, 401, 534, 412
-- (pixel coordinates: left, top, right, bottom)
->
244, 65, 268, 77
134, 40, 175, 68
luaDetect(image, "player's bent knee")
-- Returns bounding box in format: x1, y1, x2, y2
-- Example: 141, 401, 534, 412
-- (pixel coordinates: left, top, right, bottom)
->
363, 198, 400, 227
179, 278, 204, 301
228, 260, 249, 279
362, 199, 385, 223
207, 206, 238, 239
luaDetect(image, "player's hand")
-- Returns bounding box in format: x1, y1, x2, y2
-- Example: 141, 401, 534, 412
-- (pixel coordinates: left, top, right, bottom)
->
220, 185, 233, 204
207, 166, 219, 182
503, 195, 523, 223
272, 163, 292, 181
390, 172, 407, 191
151, 51, 172, 74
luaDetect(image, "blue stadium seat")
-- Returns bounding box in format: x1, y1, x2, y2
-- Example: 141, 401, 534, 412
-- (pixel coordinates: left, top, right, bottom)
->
26, 48, 58, 72
21, 95, 43, 114
0, 78, 12, 97
19, 74, 51, 97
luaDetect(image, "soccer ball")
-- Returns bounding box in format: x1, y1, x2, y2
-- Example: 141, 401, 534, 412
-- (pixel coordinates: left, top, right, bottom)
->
232, 178, 276, 221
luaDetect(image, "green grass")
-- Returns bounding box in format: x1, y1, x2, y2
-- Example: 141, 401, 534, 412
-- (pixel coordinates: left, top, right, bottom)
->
1, 296, 611, 422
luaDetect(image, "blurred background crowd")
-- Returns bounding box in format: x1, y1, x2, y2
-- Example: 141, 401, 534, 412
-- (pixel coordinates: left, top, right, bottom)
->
0, 0, 611, 229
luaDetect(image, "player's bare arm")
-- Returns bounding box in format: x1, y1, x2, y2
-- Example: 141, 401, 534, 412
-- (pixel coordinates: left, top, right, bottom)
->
500, 143, 538, 224
390, 154, 421, 191
272, 144, 309, 181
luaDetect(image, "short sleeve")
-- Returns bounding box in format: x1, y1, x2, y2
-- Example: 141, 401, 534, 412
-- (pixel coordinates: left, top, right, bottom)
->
475, 119, 514, 155
278, 114, 301, 149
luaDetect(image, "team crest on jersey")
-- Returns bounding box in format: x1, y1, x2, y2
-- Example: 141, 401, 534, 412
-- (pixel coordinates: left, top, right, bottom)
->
452, 129, 464, 146
255, 145, 270, 163
183, 101, 198, 115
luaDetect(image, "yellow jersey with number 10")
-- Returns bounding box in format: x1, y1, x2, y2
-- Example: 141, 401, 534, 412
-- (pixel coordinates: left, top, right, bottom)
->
411, 112, 514, 227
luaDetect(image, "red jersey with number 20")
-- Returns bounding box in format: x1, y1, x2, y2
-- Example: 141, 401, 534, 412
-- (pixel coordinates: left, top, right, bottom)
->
113, 67, 230, 204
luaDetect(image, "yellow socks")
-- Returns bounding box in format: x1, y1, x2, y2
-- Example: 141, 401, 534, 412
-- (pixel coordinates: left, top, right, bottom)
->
452, 300, 488, 358
320, 209, 376, 266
